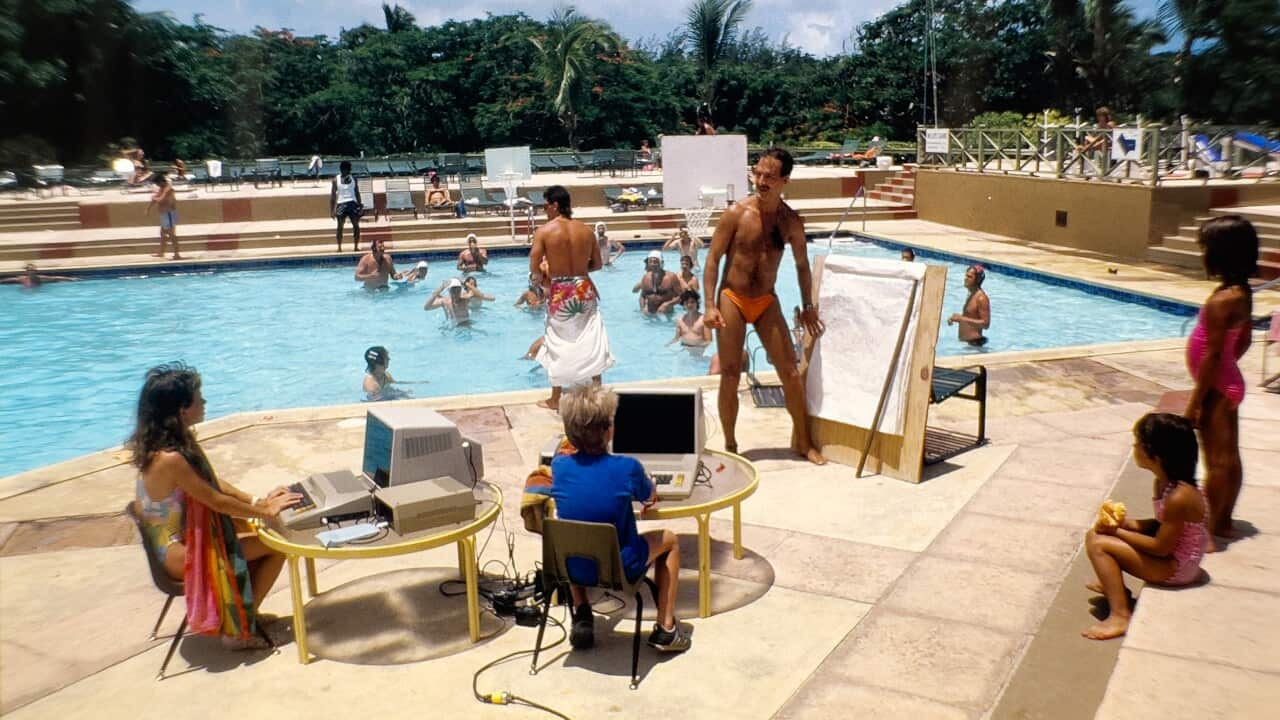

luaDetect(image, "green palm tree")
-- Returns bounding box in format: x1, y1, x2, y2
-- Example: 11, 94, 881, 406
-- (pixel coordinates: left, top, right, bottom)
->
1081, 0, 1165, 103
1158, 0, 1222, 111
684, 0, 753, 115
382, 3, 416, 33
522, 5, 617, 149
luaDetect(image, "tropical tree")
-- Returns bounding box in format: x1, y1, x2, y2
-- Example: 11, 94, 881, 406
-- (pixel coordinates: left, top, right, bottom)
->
684, 0, 753, 118
1078, 0, 1165, 105
1158, 0, 1221, 112
382, 3, 417, 33
520, 5, 617, 149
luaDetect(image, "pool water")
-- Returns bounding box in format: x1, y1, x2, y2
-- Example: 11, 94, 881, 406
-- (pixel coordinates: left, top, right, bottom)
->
0, 240, 1192, 477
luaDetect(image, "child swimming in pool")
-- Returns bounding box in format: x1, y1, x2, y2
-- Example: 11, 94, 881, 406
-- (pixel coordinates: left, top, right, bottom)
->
1083, 412, 1207, 640
1185, 215, 1257, 551
362, 346, 411, 401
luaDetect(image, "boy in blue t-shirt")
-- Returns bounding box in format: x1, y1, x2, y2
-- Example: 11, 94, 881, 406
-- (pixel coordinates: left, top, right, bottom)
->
549, 385, 691, 653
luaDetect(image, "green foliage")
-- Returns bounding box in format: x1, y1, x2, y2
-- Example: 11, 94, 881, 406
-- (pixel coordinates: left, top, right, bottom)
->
2, 0, 1275, 166
969, 111, 1027, 128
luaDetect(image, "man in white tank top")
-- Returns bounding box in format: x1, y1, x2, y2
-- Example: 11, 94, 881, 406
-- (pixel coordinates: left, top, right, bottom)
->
330, 160, 364, 252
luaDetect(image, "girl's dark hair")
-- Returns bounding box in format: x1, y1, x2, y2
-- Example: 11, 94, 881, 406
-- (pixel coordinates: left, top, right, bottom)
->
364, 345, 388, 372
1199, 215, 1258, 288
1133, 412, 1198, 484
680, 288, 700, 305
127, 362, 213, 479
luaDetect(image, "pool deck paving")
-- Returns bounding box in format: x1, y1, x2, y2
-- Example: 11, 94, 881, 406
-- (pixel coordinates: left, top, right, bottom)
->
1, 337, 1277, 719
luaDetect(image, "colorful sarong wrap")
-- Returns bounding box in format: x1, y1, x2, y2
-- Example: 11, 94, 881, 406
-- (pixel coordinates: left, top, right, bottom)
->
183, 495, 257, 639
537, 276, 615, 387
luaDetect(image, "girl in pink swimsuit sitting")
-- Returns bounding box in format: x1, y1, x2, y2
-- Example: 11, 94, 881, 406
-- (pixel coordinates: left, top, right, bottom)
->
1084, 413, 1208, 640
1185, 215, 1257, 550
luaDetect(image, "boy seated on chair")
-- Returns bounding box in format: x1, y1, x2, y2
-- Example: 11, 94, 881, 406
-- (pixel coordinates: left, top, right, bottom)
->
547, 384, 691, 653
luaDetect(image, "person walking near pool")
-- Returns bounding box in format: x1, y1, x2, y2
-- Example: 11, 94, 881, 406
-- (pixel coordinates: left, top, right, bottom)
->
330, 161, 364, 252
528, 185, 614, 411
354, 236, 401, 290
1185, 215, 1258, 552
457, 234, 489, 272
949, 265, 991, 347
129, 363, 302, 649
703, 148, 825, 464
146, 172, 180, 260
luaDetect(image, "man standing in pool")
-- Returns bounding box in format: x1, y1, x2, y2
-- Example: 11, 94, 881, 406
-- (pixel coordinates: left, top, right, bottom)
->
528, 185, 614, 411
948, 264, 991, 347
354, 236, 402, 290
703, 148, 826, 465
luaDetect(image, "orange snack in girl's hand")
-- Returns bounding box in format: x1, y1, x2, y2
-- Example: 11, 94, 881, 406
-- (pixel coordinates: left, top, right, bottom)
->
1096, 500, 1126, 530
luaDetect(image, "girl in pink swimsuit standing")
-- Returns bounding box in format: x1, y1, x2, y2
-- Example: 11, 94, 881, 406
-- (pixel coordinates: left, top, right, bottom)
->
1185, 215, 1257, 550
1084, 413, 1207, 640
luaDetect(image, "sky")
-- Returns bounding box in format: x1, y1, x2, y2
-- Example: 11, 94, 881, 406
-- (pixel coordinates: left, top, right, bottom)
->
131, 0, 1165, 58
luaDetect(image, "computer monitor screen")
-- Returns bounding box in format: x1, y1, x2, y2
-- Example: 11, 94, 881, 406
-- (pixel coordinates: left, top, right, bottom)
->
362, 413, 393, 488
612, 391, 697, 455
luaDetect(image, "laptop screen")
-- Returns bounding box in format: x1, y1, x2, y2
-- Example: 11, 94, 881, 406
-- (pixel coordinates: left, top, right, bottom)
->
612, 392, 696, 455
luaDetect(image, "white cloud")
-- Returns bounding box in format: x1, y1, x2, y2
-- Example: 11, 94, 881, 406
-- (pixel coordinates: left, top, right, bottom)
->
134, 0, 911, 56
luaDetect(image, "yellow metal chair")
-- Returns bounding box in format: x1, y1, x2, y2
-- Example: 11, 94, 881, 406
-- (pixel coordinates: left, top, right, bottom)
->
530, 518, 659, 689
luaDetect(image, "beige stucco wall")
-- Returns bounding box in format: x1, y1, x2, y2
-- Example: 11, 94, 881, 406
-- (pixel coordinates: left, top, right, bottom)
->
915, 171, 1280, 258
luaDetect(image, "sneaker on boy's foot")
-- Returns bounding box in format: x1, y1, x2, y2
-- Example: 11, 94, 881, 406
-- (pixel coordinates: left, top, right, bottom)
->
570, 604, 595, 649
646, 623, 691, 653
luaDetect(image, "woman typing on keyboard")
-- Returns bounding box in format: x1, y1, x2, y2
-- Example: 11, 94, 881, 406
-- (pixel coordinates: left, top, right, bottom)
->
130, 363, 302, 650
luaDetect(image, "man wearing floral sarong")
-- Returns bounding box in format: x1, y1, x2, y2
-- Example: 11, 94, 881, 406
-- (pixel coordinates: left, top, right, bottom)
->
529, 186, 615, 410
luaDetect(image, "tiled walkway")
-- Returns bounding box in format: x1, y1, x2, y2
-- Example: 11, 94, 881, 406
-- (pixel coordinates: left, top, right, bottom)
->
2, 341, 1275, 718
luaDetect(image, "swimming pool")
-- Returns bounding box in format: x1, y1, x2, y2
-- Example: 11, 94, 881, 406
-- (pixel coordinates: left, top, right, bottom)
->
0, 239, 1194, 477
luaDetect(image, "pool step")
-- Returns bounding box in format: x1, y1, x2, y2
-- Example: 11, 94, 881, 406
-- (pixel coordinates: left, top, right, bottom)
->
1147, 244, 1280, 280
0, 205, 917, 264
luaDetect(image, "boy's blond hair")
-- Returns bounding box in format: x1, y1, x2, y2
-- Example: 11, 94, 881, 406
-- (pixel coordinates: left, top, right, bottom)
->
560, 384, 617, 454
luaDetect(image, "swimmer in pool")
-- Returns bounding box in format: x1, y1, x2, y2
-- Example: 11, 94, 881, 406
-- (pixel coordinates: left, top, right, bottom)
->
457, 234, 488, 272
596, 222, 625, 266
462, 276, 495, 308
2, 263, 78, 287
667, 289, 712, 349
426, 278, 472, 324
514, 272, 546, 310
948, 264, 991, 347
362, 346, 405, 400
354, 236, 402, 290
663, 224, 703, 266
676, 254, 700, 293
633, 250, 680, 315
401, 260, 429, 284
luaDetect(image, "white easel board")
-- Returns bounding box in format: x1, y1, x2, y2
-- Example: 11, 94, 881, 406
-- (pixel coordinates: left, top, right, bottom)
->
485, 146, 532, 183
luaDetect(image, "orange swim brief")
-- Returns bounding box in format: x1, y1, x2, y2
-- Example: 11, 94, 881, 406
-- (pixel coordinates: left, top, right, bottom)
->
720, 289, 776, 324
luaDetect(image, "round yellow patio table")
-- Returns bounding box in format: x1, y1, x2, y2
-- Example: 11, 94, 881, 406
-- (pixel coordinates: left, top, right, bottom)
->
255, 481, 502, 664
637, 448, 759, 618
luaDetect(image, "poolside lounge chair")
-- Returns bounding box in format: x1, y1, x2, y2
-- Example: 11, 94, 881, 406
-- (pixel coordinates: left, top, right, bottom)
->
531, 155, 558, 173
389, 160, 416, 176
924, 365, 988, 464
357, 176, 377, 220
530, 518, 660, 690
521, 186, 548, 206
251, 158, 283, 188
459, 176, 503, 215
1263, 312, 1279, 393
383, 178, 418, 220
366, 160, 394, 177
550, 152, 579, 171
437, 153, 466, 178
850, 139, 885, 167
1233, 132, 1280, 177
465, 156, 485, 175
832, 139, 860, 165
795, 149, 834, 165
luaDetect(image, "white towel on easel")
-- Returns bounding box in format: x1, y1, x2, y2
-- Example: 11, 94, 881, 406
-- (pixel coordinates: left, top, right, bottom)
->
805, 255, 926, 435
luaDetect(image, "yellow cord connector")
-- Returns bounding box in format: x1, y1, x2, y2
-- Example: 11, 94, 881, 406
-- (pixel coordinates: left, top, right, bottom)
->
485, 692, 511, 705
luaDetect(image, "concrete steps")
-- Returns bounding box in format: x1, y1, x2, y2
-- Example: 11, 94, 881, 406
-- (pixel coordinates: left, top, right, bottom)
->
866, 166, 916, 206
0, 202, 79, 231
0, 203, 917, 264
1147, 205, 1280, 279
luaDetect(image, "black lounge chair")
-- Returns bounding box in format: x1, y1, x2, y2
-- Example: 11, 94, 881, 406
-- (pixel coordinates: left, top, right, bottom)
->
389, 160, 416, 176
550, 152, 579, 171
924, 365, 988, 464
459, 176, 503, 214
795, 149, 833, 165
366, 160, 394, 177
383, 178, 419, 220
437, 153, 465, 178
531, 155, 558, 172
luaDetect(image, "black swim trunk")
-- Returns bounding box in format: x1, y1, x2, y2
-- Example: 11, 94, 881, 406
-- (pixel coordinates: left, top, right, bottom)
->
335, 201, 363, 221
966, 336, 989, 347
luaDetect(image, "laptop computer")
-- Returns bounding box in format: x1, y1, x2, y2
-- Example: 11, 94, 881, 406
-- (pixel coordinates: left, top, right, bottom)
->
611, 388, 704, 500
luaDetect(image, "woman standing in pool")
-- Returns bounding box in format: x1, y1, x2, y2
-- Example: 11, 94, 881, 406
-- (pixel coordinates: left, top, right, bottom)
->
130, 363, 300, 648
1185, 215, 1257, 551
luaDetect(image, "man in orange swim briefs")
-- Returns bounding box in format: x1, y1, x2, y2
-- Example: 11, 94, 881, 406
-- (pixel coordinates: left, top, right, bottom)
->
702, 148, 826, 465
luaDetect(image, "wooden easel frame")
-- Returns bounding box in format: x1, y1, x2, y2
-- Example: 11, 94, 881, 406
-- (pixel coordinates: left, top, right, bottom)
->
801, 256, 946, 483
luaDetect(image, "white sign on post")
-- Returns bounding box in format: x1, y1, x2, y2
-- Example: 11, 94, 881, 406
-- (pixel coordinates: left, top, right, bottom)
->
924, 129, 950, 154
1110, 129, 1142, 161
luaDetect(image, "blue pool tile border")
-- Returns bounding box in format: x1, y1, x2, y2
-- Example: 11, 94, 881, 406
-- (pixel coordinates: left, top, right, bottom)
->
848, 232, 1202, 318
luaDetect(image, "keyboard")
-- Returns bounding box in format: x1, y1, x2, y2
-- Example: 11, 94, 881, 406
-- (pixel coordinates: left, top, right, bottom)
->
652, 472, 675, 485
288, 482, 317, 512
